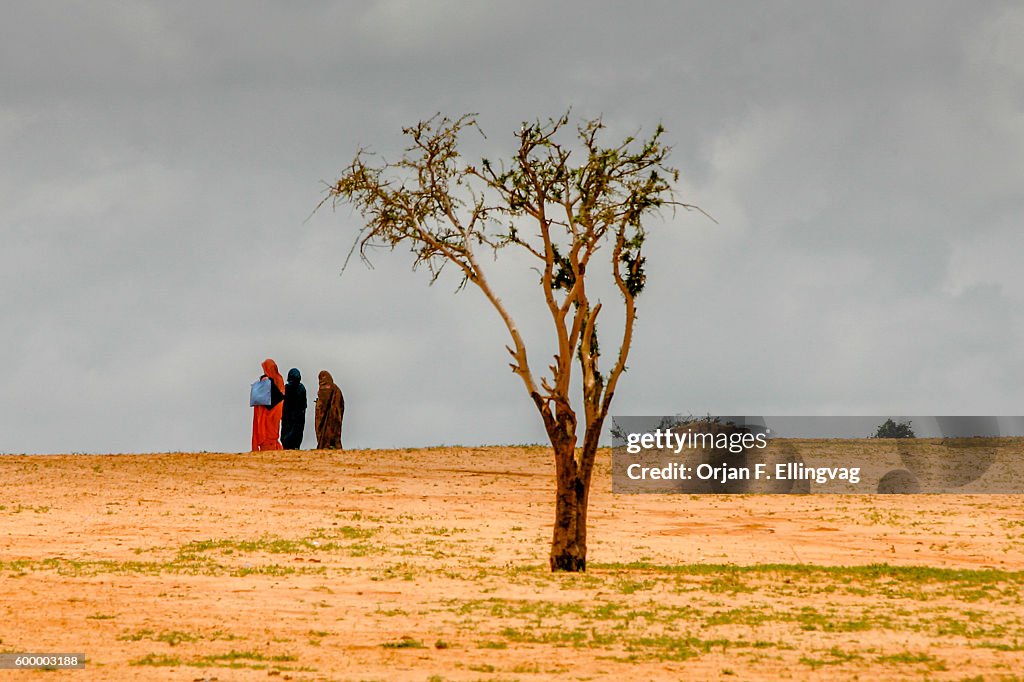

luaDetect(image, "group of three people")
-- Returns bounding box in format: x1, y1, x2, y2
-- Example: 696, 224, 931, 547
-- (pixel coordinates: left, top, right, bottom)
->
252, 358, 345, 451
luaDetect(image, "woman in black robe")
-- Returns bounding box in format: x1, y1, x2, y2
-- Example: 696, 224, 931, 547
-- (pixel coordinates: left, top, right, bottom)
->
281, 368, 307, 450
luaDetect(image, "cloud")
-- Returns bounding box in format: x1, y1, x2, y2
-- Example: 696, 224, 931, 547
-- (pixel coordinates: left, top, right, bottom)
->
1, 2, 1020, 453
356, 0, 520, 55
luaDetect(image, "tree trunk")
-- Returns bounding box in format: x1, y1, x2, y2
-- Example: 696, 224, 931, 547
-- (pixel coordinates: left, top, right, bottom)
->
549, 429, 602, 572
550, 460, 589, 571
535, 396, 603, 572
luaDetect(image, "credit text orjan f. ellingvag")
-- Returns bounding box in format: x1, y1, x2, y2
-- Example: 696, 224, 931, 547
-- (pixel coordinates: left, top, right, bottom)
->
625, 461, 861, 485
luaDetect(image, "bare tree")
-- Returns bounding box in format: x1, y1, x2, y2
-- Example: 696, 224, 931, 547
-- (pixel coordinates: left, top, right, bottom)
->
321, 113, 705, 571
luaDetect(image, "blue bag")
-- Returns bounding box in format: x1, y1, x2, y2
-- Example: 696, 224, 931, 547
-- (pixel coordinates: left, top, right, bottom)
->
250, 378, 272, 407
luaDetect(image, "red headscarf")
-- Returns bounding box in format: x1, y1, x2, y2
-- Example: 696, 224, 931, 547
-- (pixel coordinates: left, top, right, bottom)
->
261, 358, 286, 394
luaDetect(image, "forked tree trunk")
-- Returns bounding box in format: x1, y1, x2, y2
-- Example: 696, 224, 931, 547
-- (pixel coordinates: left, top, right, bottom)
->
550, 456, 589, 571
541, 393, 607, 571
549, 430, 601, 571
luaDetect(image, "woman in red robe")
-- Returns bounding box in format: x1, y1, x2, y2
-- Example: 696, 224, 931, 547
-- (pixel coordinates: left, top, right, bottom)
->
252, 358, 286, 451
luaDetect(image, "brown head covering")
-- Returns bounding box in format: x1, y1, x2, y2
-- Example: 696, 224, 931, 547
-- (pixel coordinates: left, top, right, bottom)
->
262, 358, 286, 395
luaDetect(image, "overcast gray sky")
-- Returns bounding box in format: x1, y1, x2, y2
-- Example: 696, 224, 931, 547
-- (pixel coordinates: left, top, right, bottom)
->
2, 1, 1022, 454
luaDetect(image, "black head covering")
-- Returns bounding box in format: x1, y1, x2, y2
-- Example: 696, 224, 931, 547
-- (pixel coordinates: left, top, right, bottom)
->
287, 368, 301, 383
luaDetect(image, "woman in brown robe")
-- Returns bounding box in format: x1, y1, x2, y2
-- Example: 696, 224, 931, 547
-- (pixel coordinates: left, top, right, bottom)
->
315, 370, 344, 449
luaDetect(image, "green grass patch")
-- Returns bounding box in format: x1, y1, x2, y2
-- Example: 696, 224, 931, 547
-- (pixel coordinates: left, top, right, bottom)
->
875, 651, 943, 667
589, 562, 1024, 585
800, 647, 862, 669
0, 554, 324, 578
130, 653, 182, 667
197, 650, 297, 663
381, 636, 425, 649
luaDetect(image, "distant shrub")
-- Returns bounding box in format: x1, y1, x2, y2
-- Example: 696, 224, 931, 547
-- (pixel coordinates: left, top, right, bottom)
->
872, 418, 915, 439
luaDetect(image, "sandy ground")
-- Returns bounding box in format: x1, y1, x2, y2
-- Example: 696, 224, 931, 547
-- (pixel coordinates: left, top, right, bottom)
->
2, 444, 1024, 681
